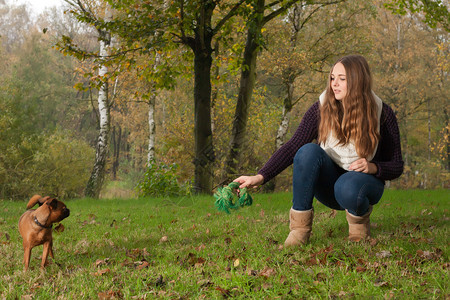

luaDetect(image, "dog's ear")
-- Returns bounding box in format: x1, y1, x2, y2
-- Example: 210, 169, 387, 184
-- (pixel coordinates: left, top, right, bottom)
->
46, 198, 59, 210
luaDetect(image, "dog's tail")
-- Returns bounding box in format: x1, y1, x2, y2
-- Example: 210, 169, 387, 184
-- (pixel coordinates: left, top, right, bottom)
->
26, 195, 49, 209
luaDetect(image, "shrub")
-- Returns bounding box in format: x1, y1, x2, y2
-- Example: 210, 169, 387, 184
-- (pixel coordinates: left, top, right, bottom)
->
0, 130, 94, 200
137, 161, 191, 197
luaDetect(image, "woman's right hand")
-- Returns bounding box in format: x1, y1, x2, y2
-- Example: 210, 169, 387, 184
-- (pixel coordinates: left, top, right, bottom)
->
233, 174, 264, 189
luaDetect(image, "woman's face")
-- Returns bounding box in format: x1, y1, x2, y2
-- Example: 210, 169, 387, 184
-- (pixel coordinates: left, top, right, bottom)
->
330, 62, 347, 101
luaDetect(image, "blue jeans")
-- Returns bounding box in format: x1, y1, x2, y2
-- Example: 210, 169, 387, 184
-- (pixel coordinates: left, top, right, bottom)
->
292, 143, 385, 216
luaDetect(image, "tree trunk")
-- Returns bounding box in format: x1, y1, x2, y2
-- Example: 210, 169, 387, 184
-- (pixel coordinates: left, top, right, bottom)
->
445, 107, 449, 171
192, 44, 214, 194
111, 126, 120, 180
223, 0, 264, 182
147, 93, 156, 165
85, 8, 112, 198
180, 2, 216, 194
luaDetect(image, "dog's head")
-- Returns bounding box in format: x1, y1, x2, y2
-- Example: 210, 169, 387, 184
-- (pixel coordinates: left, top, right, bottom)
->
28, 195, 70, 223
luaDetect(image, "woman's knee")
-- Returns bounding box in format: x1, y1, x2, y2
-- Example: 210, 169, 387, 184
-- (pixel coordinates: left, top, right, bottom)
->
294, 143, 324, 164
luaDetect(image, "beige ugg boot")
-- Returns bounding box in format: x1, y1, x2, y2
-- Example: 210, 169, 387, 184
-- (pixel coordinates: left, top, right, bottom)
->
284, 208, 314, 247
345, 206, 373, 242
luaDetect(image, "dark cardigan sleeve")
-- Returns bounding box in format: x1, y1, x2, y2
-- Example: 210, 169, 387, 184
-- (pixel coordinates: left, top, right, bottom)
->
372, 103, 404, 181
258, 102, 320, 183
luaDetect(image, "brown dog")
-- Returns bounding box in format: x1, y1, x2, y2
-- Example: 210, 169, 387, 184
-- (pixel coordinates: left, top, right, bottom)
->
18, 195, 70, 270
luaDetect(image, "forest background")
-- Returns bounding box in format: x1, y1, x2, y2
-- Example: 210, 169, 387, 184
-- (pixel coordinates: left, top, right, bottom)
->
0, 0, 448, 200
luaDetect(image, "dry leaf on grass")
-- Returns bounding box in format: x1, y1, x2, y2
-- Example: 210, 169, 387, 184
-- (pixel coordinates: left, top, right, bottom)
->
93, 268, 110, 276
98, 290, 122, 299
135, 260, 150, 270
259, 266, 276, 278
95, 258, 110, 267
376, 250, 392, 258
233, 258, 240, 268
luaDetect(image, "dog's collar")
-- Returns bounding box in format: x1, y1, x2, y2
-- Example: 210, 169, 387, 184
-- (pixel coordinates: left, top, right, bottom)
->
34, 216, 52, 229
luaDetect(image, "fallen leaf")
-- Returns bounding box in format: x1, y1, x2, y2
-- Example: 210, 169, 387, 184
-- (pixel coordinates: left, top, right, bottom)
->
328, 210, 337, 218
195, 244, 206, 251
374, 278, 389, 287
376, 250, 392, 258
355, 266, 366, 273
197, 279, 212, 287
215, 286, 230, 297
247, 269, 258, 276
416, 250, 436, 260
315, 272, 326, 281
262, 282, 272, 289
98, 290, 122, 300
233, 258, 240, 268
95, 258, 110, 267
259, 266, 276, 278
135, 261, 149, 270
160, 236, 168, 243
93, 268, 110, 276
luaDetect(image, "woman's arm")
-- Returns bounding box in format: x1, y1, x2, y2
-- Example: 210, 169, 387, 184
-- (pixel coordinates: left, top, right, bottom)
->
257, 101, 320, 183
372, 104, 404, 181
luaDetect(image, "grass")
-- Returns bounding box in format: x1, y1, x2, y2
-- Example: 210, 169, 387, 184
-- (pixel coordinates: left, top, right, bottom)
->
0, 190, 448, 299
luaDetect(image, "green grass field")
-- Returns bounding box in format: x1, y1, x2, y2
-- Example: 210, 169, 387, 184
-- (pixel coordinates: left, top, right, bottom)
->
0, 190, 448, 299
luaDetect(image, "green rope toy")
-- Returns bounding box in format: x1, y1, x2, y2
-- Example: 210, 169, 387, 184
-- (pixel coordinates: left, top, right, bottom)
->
214, 181, 253, 214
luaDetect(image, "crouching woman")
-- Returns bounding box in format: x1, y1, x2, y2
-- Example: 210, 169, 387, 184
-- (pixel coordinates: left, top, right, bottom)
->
234, 54, 404, 245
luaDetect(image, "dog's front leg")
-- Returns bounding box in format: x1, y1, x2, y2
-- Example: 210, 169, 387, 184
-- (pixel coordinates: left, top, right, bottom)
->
41, 241, 51, 269
48, 240, 54, 259
23, 245, 32, 271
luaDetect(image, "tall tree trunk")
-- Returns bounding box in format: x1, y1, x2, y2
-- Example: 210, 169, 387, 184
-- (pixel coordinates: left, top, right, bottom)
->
275, 4, 302, 151
192, 43, 214, 194
223, 0, 300, 182
223, 0, 265, 182
85, 7, 112, 198
445, 107, 449, 171
147, 92, 156, 165
180, 2, 216, 194
111, 126, 121, 180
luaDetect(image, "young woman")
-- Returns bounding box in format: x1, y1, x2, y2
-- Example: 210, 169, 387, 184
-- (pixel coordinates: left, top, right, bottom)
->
234, 55, 404, 246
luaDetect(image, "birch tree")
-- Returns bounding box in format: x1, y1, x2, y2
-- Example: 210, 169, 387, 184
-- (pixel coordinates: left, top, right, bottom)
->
84, 4, 112, 198
57, 0, 116, 198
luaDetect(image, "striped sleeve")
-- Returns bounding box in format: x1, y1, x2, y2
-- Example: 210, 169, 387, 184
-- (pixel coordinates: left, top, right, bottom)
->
258, 102, 320, 183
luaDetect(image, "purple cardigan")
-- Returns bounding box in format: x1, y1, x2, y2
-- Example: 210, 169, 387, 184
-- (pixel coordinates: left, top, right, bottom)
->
258, 101, 404, 183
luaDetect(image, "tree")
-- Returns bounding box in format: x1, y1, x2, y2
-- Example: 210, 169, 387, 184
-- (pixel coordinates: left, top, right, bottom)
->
84, 4, 112, 198
384, 0, 450, 31
370, 0, 448, 187
223, 0, 367, 182
58, 0, 116, 198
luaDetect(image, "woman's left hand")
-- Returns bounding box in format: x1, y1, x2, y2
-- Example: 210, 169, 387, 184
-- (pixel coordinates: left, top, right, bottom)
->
349, 158, 378, 174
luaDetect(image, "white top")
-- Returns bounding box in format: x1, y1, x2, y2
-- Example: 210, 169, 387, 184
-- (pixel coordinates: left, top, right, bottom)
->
319, 91, 383, 170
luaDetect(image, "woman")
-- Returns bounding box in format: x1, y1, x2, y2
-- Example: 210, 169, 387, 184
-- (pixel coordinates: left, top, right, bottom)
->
234, 55, 403, 246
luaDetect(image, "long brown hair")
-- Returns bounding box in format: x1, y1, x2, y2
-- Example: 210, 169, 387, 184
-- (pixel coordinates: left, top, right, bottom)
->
318, 55, 380, 158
